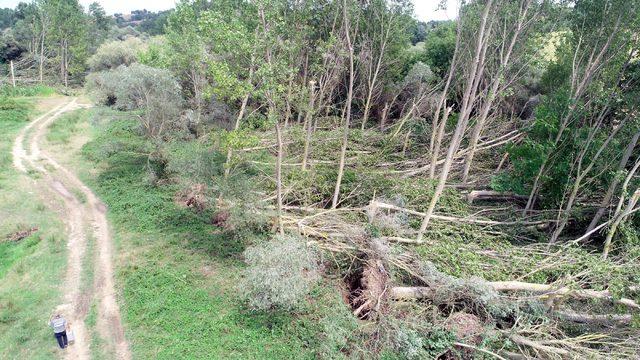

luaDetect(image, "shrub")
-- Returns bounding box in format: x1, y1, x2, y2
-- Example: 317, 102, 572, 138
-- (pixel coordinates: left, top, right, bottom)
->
240, 234, 319, 311
86, 63, 184, 138
87, 38, 145, 72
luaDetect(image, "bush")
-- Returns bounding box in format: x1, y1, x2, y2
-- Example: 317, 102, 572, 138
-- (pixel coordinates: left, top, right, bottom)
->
240, 234, 319, 311
87, 38, 145, 72
86, 63, 184, 138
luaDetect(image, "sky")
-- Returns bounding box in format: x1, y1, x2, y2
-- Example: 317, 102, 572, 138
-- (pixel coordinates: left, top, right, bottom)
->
0, 0, 458, 21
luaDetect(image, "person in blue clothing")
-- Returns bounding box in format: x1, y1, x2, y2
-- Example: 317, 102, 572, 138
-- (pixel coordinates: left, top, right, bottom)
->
49, 314, 68, 349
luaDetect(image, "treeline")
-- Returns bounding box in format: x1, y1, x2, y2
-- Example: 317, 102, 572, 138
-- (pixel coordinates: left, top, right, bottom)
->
0, 1, 112, 85
0, 1, 173, 85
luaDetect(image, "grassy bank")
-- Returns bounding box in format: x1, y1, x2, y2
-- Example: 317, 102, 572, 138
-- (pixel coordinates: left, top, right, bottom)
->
0, 87, 67, 359
49, 108, 358, 359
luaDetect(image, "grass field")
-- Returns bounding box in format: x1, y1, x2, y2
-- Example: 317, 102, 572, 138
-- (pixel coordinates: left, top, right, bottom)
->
0, 87, 68, 359
46, 107, 359, 359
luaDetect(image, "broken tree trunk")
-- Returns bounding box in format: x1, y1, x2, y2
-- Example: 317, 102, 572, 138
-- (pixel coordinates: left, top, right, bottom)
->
224, 61, 255, 178
466, 190, 529, 204
370, 200, 552, 227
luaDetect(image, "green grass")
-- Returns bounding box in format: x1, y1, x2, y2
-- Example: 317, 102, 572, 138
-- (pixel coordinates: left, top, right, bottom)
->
0, 85, 56, 98
46, 110, 86, 145
0, 94, 67, 358
57, 111, 360, 359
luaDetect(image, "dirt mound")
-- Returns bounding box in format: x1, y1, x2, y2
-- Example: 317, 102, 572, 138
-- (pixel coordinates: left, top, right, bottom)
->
445, 312, 484, 345
174, 183, 208, 212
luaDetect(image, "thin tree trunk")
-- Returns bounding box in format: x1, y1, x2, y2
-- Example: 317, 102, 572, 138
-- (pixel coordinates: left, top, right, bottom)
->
301, 80, 317, 170
417, 0, 494, 240
223, 62, 255, 178
10, 60, 15, 87
64, 39, 69, 87
284, 77, 293, 127
331, 0, 356, 209
585, 130, 640, 238
39, 30, 45, 83
360, 23, 390, 130
275, 122, 284, 235
429, 19, 463, 179
603, 189, 640, 259
602, 158, 640, 258
379, 102, 389, 130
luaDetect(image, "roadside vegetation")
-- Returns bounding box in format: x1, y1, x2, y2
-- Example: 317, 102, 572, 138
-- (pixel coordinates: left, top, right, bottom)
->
0, 86, 68, 359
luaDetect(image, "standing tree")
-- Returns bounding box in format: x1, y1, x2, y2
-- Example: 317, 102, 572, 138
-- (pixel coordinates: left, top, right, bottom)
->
331, 0, 357, 209
417, 0, 497, 239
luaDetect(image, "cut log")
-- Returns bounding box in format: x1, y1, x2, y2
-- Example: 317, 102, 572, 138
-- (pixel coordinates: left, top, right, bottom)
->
466, 190, 529, 204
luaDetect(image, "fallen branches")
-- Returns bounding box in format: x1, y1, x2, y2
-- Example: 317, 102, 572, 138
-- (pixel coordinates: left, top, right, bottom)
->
400, 129, 524, 178
509, 334, 570, 356
369, 200, 553, 227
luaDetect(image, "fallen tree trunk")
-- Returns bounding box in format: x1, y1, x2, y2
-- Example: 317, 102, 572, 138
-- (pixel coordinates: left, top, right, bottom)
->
466, 190, 529, 204
555, 309, 632, 325
390, 282, 640, 310
390, 286, 436, 300
488, 281, 640, 310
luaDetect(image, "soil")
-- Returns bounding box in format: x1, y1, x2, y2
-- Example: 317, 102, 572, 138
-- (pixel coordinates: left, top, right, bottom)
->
12, 97, 131, 359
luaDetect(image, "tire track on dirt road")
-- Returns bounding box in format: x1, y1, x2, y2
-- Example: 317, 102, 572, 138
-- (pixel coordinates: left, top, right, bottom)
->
12, 97, 131, 360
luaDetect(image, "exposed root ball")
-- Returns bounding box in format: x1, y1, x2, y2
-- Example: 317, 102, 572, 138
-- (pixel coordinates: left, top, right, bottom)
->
349, 258, 390, 319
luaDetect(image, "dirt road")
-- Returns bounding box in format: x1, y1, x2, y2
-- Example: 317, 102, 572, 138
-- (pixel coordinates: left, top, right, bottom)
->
12, 98, 131, 360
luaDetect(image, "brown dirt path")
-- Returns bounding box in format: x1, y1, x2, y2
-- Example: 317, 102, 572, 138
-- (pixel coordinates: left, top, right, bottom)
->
12, 97, 131, 360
